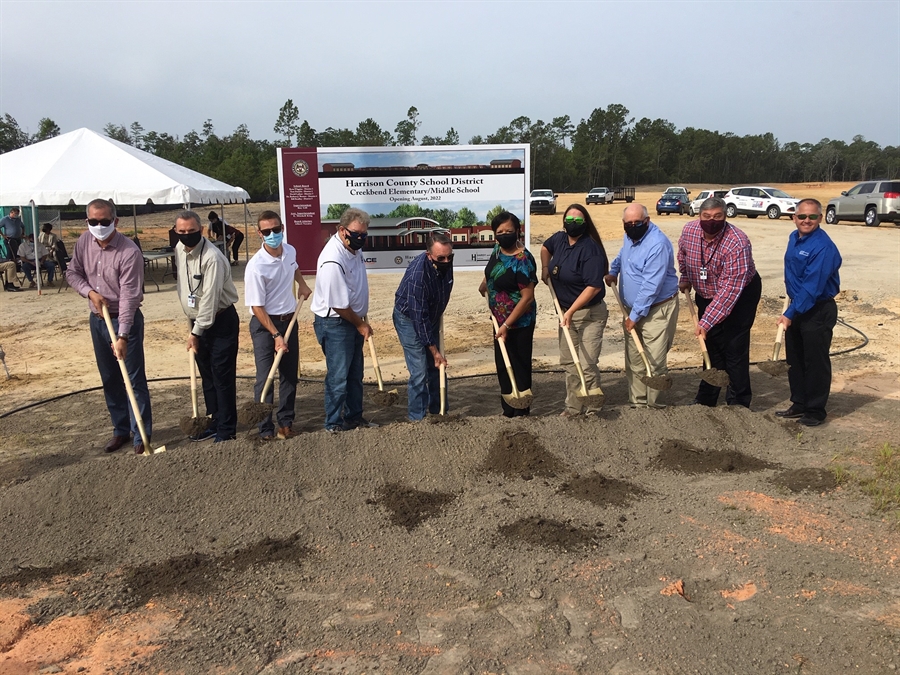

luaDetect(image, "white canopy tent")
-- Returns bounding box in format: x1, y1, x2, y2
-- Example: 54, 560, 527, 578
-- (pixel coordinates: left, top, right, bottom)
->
0, 127, 250, 293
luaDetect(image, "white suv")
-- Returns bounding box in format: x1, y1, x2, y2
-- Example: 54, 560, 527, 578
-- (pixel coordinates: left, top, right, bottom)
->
687, 189, 728, 216
723, 186, 798, 220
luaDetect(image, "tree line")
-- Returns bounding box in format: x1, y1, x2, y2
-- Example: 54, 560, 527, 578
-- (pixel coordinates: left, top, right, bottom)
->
2, 103, 897, 202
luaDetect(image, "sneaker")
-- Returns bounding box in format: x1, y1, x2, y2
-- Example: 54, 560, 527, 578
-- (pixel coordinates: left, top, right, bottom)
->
325, 426, 343, 434
775, 405, 805, 419
259, 433, 275, 442
797, 415, 825, 427
29, 281, 36, 288
189, 427, 216, 442
277, 426, 297, 440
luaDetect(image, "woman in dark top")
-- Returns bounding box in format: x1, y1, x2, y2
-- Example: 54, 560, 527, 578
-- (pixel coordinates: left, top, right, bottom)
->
208, 211, 245, 266
479, 212, 537, 417
540, 204, 610, 416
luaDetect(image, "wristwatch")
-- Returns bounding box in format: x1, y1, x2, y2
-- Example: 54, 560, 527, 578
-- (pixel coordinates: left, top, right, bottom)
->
272, 332, 282, 339
116, 333, 129, 342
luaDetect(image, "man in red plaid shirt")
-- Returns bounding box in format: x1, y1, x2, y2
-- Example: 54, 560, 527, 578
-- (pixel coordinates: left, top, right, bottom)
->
677, 197, 761, 407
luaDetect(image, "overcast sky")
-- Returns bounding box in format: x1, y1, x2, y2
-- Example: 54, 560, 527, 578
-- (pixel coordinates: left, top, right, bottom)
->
2, 0, 898, 148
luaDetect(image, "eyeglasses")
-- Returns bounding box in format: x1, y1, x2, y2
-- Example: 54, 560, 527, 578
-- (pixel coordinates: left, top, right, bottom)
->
344, 228, 368, 239
623, 220, 647, 228
564, 216, 585, 225
259, 224, 283, 236
432, 254, 454, 263
795, 213, 822, 221
87, 218, 114, 227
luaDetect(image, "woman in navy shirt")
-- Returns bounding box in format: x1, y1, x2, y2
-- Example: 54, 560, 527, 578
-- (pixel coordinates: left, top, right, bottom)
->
540, 204, 610, 416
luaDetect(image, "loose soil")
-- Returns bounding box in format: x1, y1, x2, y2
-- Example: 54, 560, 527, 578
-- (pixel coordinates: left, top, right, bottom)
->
1, 184, 898, 673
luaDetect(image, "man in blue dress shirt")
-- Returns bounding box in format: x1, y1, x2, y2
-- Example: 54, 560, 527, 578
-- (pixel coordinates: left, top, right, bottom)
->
393, 232, 454, 420
775, 198, 842, 427
605, 203, 679, 408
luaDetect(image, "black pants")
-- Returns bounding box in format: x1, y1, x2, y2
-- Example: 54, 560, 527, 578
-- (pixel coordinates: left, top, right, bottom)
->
230, 231, 245, 262
695, 272, 762, 408
194, 304, 240, 440
493, 323, 535, 417
785, 298, 837, 421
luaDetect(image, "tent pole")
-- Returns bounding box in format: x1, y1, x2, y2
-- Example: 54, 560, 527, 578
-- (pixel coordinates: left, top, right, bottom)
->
30, 200, 42, 296
243, 201, 249, 263
133, 204, 138, 238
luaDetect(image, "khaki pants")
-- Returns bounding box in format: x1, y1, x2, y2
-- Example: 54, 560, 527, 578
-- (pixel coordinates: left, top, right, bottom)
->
624, 296, 679, 407
0, 260, 16, 286
559, 301, 608, 413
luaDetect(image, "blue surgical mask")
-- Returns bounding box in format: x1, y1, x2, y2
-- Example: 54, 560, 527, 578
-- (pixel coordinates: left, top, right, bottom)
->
264, 231, 284, 248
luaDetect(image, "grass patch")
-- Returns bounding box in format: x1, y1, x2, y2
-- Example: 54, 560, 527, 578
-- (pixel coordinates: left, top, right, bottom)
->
831, 443, 900, 526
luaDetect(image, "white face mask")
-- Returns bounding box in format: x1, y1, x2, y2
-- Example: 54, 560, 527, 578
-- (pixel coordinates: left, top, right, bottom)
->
88, 221, 116, 241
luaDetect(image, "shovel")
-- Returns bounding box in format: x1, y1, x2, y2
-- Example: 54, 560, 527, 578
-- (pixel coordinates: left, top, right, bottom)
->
547, 278, 605, 408
684, 293, 730, 388
179, 349, 211, 436
488, 308, 533, 410
758, 297, 792, 376
365, 324, 399, 406
238, 297, 304, 426
101, 305, 165, 455
609, 283, 672, 391
439, 316, 447, 415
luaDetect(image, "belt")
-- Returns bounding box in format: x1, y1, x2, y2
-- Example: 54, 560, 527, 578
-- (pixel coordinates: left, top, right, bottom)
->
93, 311, 118, 319
268, 312, 294, 322
650, 293, 678, 308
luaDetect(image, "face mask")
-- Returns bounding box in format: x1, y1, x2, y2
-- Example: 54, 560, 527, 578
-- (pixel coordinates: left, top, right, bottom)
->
563, 220, 587, 238
344, 230, 367, 251
264, 231, 284, 248
178, 230, 203, 248
700, 219, 726, 235
88, 222, 116, 241
625, 222, 649, 241
495, 233, 518, 250
433, 260, 452, 274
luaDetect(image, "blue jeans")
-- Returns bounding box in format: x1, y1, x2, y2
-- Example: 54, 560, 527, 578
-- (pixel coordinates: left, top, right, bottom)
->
313, 314, 365, 431
393, 307, 443, 421
89, 310, 152, 446
23, 259, 55, 283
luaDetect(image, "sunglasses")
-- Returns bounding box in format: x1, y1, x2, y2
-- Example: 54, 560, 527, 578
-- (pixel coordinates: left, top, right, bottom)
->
564, 216, 585, 225
343, 228, 368, 239
86, 218, 114, 227
795, 213, 822, 221
432, 254, 454, 263
259, 224, 283, 236
623, 220, 647, 228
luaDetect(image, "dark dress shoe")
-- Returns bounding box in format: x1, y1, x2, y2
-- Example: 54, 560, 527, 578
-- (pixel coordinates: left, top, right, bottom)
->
797, 415, 825, 427
104, 435, 130, 453
775, 405, 805, 418
134, 442, 146, 454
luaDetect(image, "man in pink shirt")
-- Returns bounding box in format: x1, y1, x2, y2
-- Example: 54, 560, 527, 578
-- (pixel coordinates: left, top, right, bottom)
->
66, 199, 153, 454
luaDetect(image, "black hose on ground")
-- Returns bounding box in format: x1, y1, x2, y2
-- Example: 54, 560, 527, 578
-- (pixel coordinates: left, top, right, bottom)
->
0, 317, 873, 420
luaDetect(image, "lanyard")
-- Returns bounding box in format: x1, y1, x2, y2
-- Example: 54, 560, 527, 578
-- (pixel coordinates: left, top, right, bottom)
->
701, 227, 726, 269
187, 239, 205, 296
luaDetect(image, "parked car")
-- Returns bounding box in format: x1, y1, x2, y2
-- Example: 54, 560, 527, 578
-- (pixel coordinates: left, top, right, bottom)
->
722, 186, 798, 219
664, 186, 691, 199
687, 189, 728, 216
529, 189, 557, 215
585, 187, 614, 205
656, 191, 690, 216
825, 179, 900, 227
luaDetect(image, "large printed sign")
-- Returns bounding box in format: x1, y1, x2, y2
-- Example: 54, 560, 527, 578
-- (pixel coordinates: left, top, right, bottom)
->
277, 145, 530, 274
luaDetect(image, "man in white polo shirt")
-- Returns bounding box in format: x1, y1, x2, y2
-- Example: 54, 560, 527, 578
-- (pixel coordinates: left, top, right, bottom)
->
310, 207, 374, 432
245, 210, 312, 441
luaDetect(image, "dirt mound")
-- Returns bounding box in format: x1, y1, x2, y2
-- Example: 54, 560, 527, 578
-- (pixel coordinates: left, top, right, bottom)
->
372, 483, 456, 530
772, 467, 839, 493
654, 439, 776, 474
499, 516, 605, 551
0, 453, 81, 487
481, 430, 563, 479
557, 471, 647, 507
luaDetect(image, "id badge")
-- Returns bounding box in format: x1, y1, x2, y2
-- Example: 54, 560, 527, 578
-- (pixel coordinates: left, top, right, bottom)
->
187, 293, 196, 308
699, 267, 708, 281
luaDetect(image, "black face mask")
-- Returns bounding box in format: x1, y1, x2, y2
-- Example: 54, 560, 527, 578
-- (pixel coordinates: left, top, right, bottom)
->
564, 221, 587, 238
344, 229, 367, 251
624, 221, 649, 241
433, 260, 452, 274
178, 230, 204, 248
495, 233, 518, 250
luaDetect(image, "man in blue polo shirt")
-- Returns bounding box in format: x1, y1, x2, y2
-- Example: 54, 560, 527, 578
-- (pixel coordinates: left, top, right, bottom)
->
393, 231, 454, 420
605, 203, 679, 408
775, 198, 842, 427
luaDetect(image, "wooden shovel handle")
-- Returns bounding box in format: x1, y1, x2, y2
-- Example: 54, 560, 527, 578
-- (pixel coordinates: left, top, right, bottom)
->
610, 282, 653, 377
773, 297, 790, 361
365, 324, 385, 392
101, 304, 150, 450
438, 316, 446, 415
488, 310, 522, 397
684, 292, 713, 370
547, 278, 590, 395
189, 349, 199, 418
261, 297, 304, 403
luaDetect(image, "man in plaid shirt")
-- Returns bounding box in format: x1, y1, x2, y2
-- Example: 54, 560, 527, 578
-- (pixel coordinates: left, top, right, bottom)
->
677, 197, 761, 408
393, 232, 454, 420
